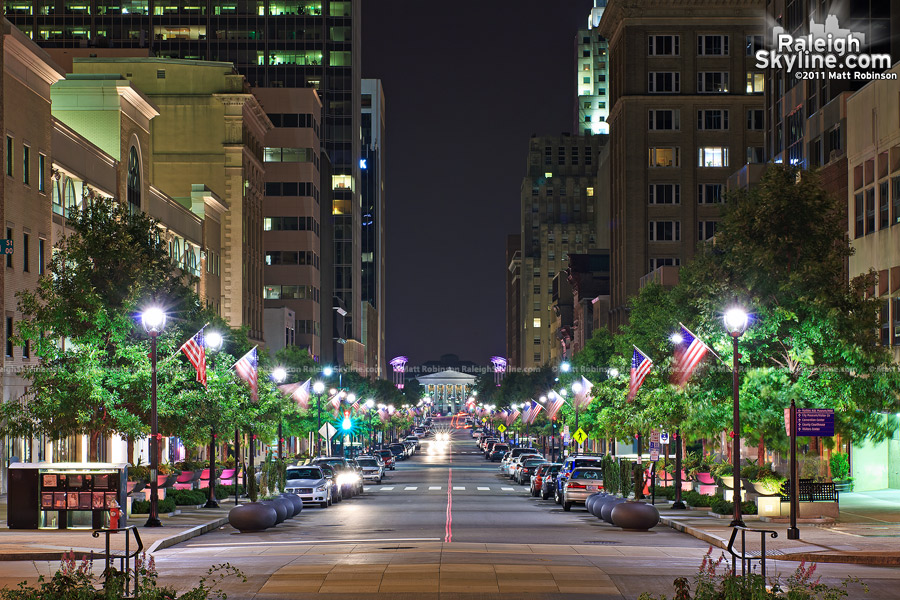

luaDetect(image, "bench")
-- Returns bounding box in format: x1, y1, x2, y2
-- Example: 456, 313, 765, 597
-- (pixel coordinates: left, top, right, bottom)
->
780, 479, 839, 502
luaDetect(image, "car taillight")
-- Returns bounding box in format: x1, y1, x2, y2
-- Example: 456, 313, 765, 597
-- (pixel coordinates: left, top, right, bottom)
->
567, 482, 587, 489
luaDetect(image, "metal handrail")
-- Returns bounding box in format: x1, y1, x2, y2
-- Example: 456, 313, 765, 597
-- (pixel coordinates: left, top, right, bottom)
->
726, 525, 779, 578
91, 526, 144, 597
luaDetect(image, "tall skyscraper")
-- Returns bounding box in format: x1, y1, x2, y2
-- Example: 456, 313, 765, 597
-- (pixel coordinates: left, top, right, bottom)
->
576, 0, 610, 135
597, 0, 764, 329
519, 134, 607, 368
5, 0, 363, 364
360, 78, 385, 378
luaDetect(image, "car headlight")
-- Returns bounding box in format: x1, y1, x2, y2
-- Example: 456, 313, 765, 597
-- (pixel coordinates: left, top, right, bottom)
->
337, 473, 360, 486
316, 485, 327, 492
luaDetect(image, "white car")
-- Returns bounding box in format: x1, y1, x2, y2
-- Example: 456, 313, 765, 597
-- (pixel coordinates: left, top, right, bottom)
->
355, 456, 385, 484
284, 465, 335, 508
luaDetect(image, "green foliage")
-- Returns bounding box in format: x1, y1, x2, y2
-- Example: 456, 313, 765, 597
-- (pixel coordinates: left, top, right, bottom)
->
829, 453, 850, 481
619, 459, 634, 497
131, 497, 176, 514
602, 454, 620, 495
638, 549, 867, 600
216, 484, 244, 498
708, 497, 757, 516
167, 489, 207, 506
0, 552, 245, 600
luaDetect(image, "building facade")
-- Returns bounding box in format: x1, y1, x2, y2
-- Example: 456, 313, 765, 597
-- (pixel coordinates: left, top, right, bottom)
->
598, 0, 764, 328
505, 234, 521, 369
576, 1, 610, 135
360, 78, 385, 378
519, 134, 607, 368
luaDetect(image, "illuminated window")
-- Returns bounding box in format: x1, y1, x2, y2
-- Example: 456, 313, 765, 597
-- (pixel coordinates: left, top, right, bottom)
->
698, 146, 729, 167
649, 147, 679, 167
544, 172, 553, 178
586, 187, 594, 196
746, 72, 764, 94
533, 318, 542, 329
332, 174, 353, 191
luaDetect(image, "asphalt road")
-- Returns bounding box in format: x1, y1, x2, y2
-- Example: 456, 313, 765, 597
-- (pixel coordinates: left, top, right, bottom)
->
152, 418, 900, 599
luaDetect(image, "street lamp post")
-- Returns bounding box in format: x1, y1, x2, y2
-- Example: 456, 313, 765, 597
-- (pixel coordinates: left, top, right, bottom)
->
272, 367, 287, 460
571, 382, 583, 453
313, 381, 325, 456
366, 399, 375, 450
724, 306, 750, 528
204, 331, 224, 509
141, 307, 166, 527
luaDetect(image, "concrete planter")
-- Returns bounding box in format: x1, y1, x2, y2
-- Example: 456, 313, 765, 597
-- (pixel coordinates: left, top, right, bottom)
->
261, 499, 288, 524
585, 493, 605, 515
611, 500, 659, 530
281, 493, 303, 517
600, 497, 626, 523
274, 496, 295, 519
228, 502, 277, 533
588, 494, 611, 518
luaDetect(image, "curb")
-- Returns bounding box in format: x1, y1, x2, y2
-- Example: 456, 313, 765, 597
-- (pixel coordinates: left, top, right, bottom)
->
147, 517, 229, 554
660, 516, 900, 567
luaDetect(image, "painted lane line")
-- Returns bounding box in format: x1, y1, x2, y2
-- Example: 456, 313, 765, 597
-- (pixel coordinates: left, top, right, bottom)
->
453, 486, 465, 490
185, 537, 442, 548
501, 487, 515, 491
429, 486, 442, 490
445, 468, 453, 543
477, 486, 490, 491
404, 486, 418, 491
379, 486, 395, 491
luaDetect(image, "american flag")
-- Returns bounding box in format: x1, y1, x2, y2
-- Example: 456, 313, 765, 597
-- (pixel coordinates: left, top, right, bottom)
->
627, 347, 653, 402
378, 406, 389, 422
521, 403, 533, 424
292, 378, 311, 409
672, 324, 709, 387
506, 408, 520, 426
573, 376, 594, 409
525, 400, 544, 424
233, 347, 258, 402
180, 328, 206, 387
546, 391, 566, 420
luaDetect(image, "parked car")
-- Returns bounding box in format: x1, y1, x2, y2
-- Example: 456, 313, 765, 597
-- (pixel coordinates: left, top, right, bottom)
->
531, 463, 561, 497
488, 443, 510, 462
517, 457, 549, 486
355, 456, 385, 484
284, 465, 334, 508
310, 456, 361, 497
508, 453, 542, 479
541, 465, 563, 500
376, 449, 396, 470
389, 442, 407, 461
317, 464, 342, 502
556, 454, 604, 504
562, 467, 604, 511
482, 440, 501, 458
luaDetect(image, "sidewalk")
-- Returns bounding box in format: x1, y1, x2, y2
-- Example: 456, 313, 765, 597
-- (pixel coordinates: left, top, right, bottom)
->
658, 489, 900, 567
0, 495, 231, 561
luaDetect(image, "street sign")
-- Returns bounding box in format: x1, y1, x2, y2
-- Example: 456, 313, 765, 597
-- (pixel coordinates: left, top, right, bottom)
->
649, 440, 661, 462
783, 408, 835, 436
0, 239, 12, 255
562, 425, 570, 437
659, 431, 669, 444
497, 424, 506, 433
572, 428, 587, 445
650, 430, 660, 443
319, 423, 337, 438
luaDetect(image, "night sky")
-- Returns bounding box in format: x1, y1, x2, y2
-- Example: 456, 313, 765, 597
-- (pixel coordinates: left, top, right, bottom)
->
362, 0, 594, 367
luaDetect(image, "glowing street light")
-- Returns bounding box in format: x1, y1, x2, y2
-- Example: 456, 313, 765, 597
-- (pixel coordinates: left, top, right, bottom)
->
204, 331, 223, 509
724, 306, 750, 527
140, 306, 166, 527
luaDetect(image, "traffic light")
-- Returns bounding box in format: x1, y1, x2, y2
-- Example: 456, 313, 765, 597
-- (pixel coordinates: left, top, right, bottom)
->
341, 410, 352, 432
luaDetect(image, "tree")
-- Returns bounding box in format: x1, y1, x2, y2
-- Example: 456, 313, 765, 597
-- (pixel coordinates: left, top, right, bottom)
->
4, 197, 210, 460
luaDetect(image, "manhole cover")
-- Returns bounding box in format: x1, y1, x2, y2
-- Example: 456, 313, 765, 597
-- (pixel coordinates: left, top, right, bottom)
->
583, 541, 620, 545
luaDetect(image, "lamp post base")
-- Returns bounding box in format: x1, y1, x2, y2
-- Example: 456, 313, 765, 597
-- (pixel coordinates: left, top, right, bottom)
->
144, 516, 163, 527
729, 518, 745, 528
203, 499, 220, 509
671, 501, 686, 510
787, 528, 800, 540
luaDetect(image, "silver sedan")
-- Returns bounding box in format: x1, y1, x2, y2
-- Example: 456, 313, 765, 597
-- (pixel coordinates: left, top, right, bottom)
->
562, 467, 604, 511
284, 466, 335, 508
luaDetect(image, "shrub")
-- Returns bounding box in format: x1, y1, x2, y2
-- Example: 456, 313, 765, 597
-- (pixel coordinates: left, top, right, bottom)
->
217, 484, 245, 498
709, 498, 758, 516
683, 490, 714, 508
167, 489, 207, 506
131, 497, 176, 514
638, 548, 867, 600
830, 453, 850, 481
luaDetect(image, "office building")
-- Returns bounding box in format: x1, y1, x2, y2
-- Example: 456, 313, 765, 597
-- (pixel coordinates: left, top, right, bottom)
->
597, 0, 764, 328
360, 78, 385, 378
5, 0, 365, 366
518, 134, 607, 368
576, 1, 610, 135
505, 234, 521, 369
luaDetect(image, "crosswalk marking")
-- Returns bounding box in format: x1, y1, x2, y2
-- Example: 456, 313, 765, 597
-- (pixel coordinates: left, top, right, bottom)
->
379, 486, 394, 491
477, 486, 490, 491
404, 486, 418, 491
428, 486, 442, 490
453, 486, 465, 490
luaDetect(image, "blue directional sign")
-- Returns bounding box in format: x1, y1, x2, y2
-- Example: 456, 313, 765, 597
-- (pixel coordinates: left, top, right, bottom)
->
785, 408, 835, 436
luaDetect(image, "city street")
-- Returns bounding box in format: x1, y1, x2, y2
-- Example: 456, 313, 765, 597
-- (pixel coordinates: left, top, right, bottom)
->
140, 419, 900, 599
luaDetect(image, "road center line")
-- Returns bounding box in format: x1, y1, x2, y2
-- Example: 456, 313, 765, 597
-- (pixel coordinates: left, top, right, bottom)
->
185, 537, 442, 548
445, 466, 453, 543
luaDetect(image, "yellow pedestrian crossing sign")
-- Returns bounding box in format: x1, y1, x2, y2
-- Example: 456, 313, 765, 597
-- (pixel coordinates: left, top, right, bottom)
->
497, 424, 507, 433
573, 428, 588, 444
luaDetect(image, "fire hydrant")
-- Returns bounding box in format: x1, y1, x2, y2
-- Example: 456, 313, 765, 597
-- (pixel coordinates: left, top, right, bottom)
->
108, 500, 121, 529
